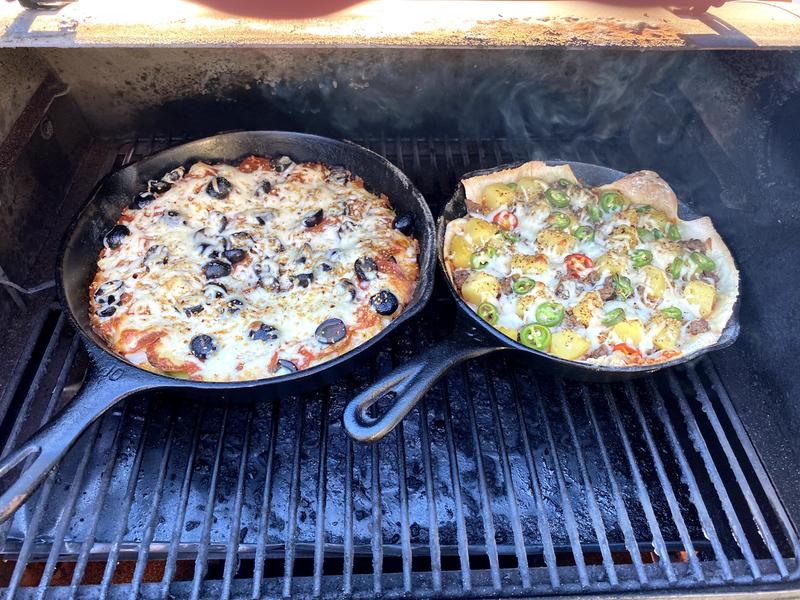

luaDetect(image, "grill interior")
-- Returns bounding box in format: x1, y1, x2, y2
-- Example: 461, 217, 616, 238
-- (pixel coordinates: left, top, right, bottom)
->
0, 131, 798, 598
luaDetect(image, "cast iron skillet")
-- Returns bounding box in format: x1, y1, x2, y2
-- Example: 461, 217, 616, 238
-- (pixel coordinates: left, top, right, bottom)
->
343, 160, 740, 443
0, 131, 436, 523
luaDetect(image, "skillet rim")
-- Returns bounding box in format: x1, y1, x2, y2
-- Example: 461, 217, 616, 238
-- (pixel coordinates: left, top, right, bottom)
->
56, 131, 437, 389
437, 159, 741, 375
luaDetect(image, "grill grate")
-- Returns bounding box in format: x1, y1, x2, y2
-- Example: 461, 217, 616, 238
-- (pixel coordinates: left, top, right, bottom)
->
0, 136, 798, 599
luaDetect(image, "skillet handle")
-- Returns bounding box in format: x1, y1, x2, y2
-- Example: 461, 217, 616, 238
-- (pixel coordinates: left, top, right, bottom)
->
343, 328, 507, 443
0, 353, 154, 524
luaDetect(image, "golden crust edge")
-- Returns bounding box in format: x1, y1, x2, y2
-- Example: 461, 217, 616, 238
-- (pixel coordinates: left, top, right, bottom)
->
461, 161, 578, 203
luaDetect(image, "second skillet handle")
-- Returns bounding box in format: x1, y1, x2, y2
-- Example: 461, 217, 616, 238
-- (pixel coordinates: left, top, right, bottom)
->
0, 352, 154, 524
343, 328, 508, 443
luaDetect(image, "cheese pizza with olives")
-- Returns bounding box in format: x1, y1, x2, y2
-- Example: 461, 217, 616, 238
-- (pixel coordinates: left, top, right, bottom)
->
90, 155, 419, 382
443, 162, 739, 366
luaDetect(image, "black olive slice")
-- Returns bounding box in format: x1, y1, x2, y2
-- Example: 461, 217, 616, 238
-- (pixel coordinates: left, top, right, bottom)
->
370, 290, 399, 315
255, 208, 277, 225
226, 298, 243, 313
203, 282, 227, 300
229, 231, 256, 248
202, 260, 231, 280
295, 273, 314, 288
148, 179, 171, 194
315, 318, 346, 344
142, 244, 169, 267
258, 180, 272, 195
313, 262, 332, 280
97, 306, 117, 318
338, 219, 357, 238
223, 248, 247, 264
273, 155, 294, 172
183, 304, 204, 317
275, 359, 298, 373
209, 210, 228, 233
162, 166, 185, 183
104, 225, 130, 249
336, 279, 357, 301
190, 334, 216, 360
130, 191, 155, 209
206, 176, 232, 199
354, 256, 378, 281
249, 322, 279, 341
392, 212, 415, 236
327, 166, 350, 185
303, 209, 324, 228
94, 280, 124, 299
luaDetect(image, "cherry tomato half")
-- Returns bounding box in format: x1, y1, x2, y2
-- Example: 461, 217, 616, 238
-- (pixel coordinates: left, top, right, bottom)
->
564, 253, 593, 276
492, 210, 519, 231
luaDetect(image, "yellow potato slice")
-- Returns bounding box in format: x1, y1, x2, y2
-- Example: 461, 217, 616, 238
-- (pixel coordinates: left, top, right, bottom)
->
550, 330, 591, 360
684, 280, 716, 318
450, 235, 472, 269
482, 183, 515, 210
461, 272, 500, 305
612, 319, 644, 345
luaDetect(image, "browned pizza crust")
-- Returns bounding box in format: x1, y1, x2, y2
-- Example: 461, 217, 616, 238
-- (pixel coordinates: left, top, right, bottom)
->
462, 162, 578, 203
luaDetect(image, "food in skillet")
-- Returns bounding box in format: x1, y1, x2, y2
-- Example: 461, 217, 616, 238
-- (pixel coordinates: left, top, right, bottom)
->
90, 155, 419, 382
443, 162, 739, 366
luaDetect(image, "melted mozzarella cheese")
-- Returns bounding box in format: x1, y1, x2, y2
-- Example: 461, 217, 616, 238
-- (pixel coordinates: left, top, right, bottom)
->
445, 175, 729, 366
90, 157, 419, 382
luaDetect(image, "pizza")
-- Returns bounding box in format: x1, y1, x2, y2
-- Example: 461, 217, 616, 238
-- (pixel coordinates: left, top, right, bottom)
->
443, 162, 739, 366
90, 155, 419, 382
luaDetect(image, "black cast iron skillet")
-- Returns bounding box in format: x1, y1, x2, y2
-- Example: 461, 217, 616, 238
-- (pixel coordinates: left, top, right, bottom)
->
343, 160, 740, 443
0, 131, 436, 523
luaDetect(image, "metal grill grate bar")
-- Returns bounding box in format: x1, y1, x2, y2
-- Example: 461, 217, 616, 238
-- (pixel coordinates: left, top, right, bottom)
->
418, 395, 443, 593
35, 419, 102, 599
1, 313, 66, 464
394, 420, 413, 593
646, 378, 734, 581
369, 428, 383, 595
667, 370, 762, 579
342, 436, 355, 596
222, 410, 253, 600
0, 308, 50, 454
5, 332, 78, 595
625, 382, 704, 582
1, 136, 798, 599
282, 400, 305, 598
583, 387, 650, 585
463, 368, 503, 591
701, 362, 800, 570
252, 399, 279, 599
605, 386, 677, 583
558, 381, 619, 587
442, 381, 472, 592
191, 407, 229, 600
99, 403, 154, 598
162, 409, 204, 592
509, 367, 560, 589
536, 378, 590, 588
484, 369, 531, 588
68, 404, 132, 596
686, 366, 788, 577
312, 396, 330, 598
131, 409, 177, 598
